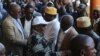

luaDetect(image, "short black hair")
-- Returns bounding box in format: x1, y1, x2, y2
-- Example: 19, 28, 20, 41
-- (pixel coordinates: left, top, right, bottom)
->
24, 4, 33, 10
70, 34, 93, 56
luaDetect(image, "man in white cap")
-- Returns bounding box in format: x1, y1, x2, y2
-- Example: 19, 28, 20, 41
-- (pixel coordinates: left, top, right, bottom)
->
28, 16, 68, 56
28, 16, 50, 56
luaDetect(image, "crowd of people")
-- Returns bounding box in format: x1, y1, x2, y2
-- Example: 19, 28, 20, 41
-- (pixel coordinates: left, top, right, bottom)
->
0, 0, 100, 56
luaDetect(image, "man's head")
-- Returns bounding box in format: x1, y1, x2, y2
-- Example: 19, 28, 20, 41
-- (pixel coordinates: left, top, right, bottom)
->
0, 43, 5, 56
24, 4, 34, 20
70, 34, 96, 56
93, 6, 100, 19
32, 16, 49, 33
9, 3, 21, 19
28, 0, 36, 9
44, 6, 57, 22
60, 15, 74, 31
76, 16, 92, 30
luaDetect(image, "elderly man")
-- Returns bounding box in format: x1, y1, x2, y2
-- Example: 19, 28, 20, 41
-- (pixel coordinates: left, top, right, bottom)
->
21, 4, 34, 37
2, 3, 28, 56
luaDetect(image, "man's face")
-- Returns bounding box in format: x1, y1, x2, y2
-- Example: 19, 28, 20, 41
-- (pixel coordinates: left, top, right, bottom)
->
34, 24, 47, 33
11, 6, 21, 18
25, 8, 34, 19
83, 42, 96, 56
44, 13, 56, 22
93, 10, 100, 19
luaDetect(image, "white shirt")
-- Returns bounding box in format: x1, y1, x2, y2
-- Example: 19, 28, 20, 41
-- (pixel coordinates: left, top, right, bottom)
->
44, 18, 60, 51
24, 19, 31, 37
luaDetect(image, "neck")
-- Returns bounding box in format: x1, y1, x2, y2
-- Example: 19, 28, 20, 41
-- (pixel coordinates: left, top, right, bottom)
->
25, 16, 31, 21
10, 14, 18, 19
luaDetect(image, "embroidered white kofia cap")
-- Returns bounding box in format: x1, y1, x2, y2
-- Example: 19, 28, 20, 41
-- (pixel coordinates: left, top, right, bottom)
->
77, 16, 91, 28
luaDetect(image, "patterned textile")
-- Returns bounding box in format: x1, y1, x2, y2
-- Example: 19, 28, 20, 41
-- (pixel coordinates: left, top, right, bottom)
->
27, 30, 69, 56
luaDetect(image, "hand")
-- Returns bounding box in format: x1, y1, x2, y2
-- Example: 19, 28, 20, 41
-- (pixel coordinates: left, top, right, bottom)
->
55, 0, 63, 9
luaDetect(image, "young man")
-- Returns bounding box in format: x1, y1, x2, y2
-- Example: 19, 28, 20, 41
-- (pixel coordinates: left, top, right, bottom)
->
21, 4, 34, 37
2, 3, 28, 56
70, 34, 97, 56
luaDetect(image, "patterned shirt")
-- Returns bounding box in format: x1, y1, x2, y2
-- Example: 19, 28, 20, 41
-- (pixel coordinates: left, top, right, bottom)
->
28, 30, 69, 56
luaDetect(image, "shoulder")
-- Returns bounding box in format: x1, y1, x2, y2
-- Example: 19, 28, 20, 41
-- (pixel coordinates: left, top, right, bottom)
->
66, 27, 78, 38
2, 15, 13, 26
51, 19, 60, 29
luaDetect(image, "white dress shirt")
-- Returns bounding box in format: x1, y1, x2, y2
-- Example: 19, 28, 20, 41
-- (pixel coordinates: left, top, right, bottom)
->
44, 18, 60, 51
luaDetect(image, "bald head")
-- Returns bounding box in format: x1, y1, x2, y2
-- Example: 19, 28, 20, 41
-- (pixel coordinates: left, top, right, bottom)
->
10, 3, 20, 11
9, 3, 21, 18
0, 43, 5, 56
71, 34, 94, 48
60, 15, 74, 31
70, 34, 96, 56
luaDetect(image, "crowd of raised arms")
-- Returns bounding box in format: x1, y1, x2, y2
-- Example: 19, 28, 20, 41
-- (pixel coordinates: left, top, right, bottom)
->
0, 0, 100, 56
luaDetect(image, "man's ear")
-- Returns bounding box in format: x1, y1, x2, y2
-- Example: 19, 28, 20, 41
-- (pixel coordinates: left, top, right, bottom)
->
80, 49, 85, 56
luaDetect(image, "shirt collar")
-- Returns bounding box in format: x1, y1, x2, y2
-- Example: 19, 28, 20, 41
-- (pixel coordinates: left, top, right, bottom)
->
64, 26, 72, 33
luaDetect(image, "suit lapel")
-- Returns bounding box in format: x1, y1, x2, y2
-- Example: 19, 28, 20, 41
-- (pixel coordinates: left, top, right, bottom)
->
59, 29, 71, 51
12, 17, 25, 39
